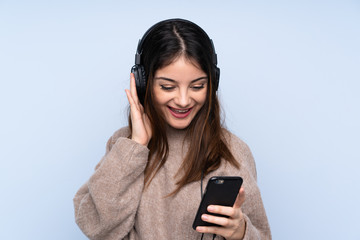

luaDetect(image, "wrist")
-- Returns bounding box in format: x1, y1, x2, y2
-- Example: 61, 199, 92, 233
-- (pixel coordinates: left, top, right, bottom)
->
131, 136, 149, 146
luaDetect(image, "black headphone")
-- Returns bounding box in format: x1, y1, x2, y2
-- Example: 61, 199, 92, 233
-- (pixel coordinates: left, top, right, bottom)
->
131, 18, 220, 105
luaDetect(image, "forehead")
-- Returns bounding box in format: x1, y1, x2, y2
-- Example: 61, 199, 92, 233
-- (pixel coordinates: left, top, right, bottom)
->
154, 56, 206, 81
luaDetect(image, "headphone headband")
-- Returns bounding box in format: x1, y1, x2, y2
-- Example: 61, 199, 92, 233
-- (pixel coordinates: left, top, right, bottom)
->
135, 18, 218, 67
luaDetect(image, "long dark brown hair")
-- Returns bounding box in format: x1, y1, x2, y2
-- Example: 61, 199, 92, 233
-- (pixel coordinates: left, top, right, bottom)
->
129, 19, 239, 195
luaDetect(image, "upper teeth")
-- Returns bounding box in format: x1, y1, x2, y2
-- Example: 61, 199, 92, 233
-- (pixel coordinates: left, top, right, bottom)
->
173, 108, 189, 113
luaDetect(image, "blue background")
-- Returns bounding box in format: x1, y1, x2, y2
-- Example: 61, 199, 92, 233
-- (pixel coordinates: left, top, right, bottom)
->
1, 0, 359, 239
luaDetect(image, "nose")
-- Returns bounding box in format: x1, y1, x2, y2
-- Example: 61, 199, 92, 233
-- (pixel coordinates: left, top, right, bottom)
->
174, 89, 191, 108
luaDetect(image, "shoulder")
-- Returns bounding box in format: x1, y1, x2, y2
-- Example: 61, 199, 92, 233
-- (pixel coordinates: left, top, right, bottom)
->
221, 128, 257, 180
110, 126, 131, 142
105, 126, 131, 152
222, 128, 252, 157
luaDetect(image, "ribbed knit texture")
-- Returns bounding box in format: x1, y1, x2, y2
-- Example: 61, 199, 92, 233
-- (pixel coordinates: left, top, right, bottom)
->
74, 127, 271, 240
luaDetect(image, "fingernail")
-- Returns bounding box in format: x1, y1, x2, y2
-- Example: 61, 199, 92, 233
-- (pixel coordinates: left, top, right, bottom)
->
202, 214, 209, 220
208, 205, 214, 211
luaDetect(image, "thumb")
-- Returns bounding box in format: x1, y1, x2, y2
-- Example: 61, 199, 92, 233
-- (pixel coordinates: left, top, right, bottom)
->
233, 187, 245, 209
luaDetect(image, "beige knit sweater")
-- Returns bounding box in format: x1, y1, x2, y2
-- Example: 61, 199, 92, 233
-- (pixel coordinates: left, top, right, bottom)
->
74, 127, 271, 240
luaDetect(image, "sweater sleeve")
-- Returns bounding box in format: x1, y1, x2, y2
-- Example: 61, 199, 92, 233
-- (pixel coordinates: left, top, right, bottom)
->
242, 154, 271, 239
226, 132, 272, 240
73, 132, 149, 240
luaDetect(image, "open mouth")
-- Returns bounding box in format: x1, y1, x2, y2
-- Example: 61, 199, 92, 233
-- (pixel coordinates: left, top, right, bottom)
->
168, 106, 193, 118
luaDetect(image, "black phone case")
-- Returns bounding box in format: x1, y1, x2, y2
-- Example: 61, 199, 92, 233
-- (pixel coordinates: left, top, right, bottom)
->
192, 176, 243, 230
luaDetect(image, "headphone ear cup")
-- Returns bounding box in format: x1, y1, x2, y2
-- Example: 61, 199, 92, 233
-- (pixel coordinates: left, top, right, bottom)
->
214, 66, 220, 91
131, 64, 147, 105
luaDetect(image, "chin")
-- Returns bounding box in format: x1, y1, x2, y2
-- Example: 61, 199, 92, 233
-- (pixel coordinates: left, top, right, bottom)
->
168, 121, 191, 130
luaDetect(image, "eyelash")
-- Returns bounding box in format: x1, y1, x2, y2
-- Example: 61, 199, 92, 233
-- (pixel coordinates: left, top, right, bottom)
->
160, 84, 205, 91
160, 85, 175, 91
191, 84, 205, 90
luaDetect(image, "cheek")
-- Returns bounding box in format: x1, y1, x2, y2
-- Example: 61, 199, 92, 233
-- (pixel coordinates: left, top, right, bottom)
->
196, 91, 207, 106
151, 92, 168, 119
153, 90, 168, 107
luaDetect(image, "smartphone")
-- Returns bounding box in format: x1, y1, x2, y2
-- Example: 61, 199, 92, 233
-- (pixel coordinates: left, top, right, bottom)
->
192, 176, 243, 230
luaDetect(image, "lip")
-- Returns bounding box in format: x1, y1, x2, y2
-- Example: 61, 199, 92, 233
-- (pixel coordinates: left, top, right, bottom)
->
168, 106, 193, 118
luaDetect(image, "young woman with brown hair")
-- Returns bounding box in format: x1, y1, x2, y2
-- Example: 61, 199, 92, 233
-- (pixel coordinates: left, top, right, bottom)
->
74, 18, 271, 240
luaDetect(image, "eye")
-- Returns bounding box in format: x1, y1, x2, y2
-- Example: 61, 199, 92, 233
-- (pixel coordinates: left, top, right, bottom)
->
160, 85, 175, 91
191, 84, 205, 90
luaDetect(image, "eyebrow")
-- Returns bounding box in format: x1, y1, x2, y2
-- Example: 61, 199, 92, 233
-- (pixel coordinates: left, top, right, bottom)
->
154, 76, 208, 83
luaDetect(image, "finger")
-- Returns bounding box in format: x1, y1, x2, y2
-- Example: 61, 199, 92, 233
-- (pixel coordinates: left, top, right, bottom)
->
126, 89, 142, 118
201, 214, 233, 228
207, 205, 236, 218
233, 187, 245, 209
129, 73, 140, 105
125, 89, 136, 107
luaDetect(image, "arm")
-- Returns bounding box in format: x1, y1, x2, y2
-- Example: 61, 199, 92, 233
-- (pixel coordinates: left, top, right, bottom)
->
238, 140, 271, 240
196, 133, 271, 239
73, 134, 149, 240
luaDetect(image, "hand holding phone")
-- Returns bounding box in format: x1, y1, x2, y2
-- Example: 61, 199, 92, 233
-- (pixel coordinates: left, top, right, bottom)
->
192, 176, 243, 230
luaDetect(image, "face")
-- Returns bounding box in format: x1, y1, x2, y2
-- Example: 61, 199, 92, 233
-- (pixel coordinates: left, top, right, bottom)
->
152, 56, 208, 129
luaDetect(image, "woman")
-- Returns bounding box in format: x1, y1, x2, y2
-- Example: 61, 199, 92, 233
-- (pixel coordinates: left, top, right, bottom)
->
74, 18, 271, 240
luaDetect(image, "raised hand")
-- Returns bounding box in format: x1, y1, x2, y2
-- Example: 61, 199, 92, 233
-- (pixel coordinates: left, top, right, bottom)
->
196, 187, 246, 240
125, 73, 152, 146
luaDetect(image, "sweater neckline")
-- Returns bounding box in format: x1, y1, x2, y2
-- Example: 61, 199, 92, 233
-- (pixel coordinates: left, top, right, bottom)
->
165, 125, 188, 138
